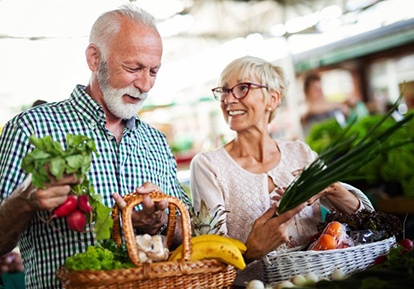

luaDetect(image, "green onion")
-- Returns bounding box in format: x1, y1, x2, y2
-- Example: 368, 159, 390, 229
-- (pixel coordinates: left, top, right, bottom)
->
277, 94, 414, 214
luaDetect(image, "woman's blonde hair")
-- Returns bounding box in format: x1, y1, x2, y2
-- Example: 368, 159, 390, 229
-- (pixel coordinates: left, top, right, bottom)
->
219, 56, 289, 122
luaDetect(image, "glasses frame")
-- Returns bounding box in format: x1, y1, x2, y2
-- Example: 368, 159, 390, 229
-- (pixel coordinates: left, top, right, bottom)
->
211, 82, 268, 102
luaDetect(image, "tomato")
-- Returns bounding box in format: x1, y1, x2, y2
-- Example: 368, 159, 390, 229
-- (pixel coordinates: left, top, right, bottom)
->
311, 234, 338, 251
324, 221, 343, 240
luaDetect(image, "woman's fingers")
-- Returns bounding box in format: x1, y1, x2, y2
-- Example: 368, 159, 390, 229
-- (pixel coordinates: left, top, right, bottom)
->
280, 202, 306, 220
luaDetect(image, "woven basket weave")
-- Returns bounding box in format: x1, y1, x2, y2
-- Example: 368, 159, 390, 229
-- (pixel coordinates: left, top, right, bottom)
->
263, 236, 395, 285
56, 192, 236, 289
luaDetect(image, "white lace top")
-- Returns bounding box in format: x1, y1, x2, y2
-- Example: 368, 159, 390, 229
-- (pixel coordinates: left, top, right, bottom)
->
190, 140, 373, 285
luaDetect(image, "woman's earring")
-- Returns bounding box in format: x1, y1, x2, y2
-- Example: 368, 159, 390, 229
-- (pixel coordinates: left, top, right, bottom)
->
267, 107, 272, 111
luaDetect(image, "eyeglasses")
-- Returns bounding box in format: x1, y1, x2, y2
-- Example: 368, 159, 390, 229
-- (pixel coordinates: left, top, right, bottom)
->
211, 82, 268, 102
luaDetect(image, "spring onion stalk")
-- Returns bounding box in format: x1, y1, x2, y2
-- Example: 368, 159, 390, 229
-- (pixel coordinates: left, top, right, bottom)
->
277, 94, 414, 214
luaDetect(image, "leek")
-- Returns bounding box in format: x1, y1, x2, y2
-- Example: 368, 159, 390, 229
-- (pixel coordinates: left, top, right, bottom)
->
277, 94, 414, 214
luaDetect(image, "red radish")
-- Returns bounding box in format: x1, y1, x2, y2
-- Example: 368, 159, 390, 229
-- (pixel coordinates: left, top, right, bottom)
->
66, 210, 87, 232
51, 195, 78, 219
78, 195, 93, 213
372, 254, 387, 265
398, 238, 413, 252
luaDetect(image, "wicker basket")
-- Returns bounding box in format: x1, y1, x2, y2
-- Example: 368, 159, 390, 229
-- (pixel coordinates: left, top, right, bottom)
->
263, 236, 395, 285
56, 192, 236, 289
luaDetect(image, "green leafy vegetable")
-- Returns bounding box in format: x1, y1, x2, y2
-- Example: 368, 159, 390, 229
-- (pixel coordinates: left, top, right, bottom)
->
278, 94, 414, 214
21, 134, 113, 240
21, 134, 97, 188
319, 209, 403, 240
64, 243, 133, 271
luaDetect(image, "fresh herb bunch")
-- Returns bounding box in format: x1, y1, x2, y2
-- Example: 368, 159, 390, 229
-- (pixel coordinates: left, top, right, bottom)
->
277, 95, 414, 214
21, 134, 113, 240
99, 238, 131, 264
319, 209, 403, 239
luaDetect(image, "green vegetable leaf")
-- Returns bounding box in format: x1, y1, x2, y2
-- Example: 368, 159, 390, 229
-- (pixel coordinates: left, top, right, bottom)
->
49, 156, 65, 179
65, 155, 85, 173
93, 201, 114, 241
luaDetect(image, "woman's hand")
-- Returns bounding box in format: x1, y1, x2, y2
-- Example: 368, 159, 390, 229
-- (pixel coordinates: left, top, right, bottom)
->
307, 182, 361, 213
112, 182, 168, 235
243, 202, 305, 263
306, 182, 341, 206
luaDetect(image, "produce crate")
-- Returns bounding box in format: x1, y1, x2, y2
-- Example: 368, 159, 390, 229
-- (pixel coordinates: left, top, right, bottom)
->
56, 192, 236, 289
262, 236, 395, 285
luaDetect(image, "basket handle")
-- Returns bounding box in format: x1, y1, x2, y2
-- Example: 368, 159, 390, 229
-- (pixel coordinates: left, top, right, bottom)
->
111, 191, 192, 266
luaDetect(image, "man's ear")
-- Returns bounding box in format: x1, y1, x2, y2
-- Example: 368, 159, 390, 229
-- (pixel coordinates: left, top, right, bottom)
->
85, 43, 100, 71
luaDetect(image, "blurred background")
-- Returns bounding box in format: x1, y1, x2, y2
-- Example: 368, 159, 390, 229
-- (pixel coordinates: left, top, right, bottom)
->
1, 0, 414, 198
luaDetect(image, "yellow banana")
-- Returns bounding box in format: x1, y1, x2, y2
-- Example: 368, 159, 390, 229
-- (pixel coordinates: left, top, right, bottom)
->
168, 234, 247, 262
191, 234, 247, 253
169, 239, 246, 270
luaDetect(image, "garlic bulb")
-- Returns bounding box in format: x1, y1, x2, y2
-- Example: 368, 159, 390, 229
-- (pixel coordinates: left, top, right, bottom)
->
276, 281, 295, 288
246, 280, 265, 289
331, 268, 345, 280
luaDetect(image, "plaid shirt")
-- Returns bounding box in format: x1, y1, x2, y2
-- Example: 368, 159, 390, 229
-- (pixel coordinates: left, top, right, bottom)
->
0, 85, 191, 289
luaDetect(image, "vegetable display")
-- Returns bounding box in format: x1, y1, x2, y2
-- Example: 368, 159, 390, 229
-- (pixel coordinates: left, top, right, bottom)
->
21, 134, 113, 240
277, 95, 414, 214
306, 112, 414, 198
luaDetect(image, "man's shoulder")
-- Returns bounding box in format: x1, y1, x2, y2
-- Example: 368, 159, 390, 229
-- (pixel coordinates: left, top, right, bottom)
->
137, 120, 166, 138
12, 99, 71, 122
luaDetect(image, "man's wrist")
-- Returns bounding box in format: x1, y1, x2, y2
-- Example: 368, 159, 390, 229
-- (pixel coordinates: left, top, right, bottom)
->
135, 223, 168, 236
155, 223, 168, 235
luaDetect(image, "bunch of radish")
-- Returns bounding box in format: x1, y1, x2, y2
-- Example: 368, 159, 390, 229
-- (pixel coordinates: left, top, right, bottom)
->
50, 194, 93, 232
22, 135, 113, 240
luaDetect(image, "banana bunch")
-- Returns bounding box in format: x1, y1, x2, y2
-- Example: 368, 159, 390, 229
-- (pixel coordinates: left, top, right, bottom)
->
168, 234, 247, 270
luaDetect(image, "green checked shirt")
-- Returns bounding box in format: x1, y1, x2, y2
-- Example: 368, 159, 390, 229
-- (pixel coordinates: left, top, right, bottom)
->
0, 85, 191, 289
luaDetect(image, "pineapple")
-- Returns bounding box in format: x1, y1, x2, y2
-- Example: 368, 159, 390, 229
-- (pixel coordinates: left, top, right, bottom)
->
189, 200, 228, 236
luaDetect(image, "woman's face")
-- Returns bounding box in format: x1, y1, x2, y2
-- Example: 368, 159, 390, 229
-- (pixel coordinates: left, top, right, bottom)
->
220, 74, 271, 133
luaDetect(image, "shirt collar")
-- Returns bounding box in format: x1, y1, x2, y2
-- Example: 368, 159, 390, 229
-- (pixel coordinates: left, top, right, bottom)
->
70, 85, 141, 131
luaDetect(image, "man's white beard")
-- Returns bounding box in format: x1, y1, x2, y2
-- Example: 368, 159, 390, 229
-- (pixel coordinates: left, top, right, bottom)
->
97, 60, 149, 120
102, 86, 148, 120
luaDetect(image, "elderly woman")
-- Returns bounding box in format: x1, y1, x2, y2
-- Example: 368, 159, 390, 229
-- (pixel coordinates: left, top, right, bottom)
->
189, 56, 373, 287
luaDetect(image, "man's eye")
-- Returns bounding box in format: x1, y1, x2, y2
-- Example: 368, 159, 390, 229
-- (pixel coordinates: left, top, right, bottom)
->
123, 65, 141, 72
126, 67, 139, 72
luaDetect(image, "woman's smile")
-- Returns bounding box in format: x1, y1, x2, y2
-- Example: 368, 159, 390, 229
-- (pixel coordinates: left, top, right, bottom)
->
228, 109, 246, 116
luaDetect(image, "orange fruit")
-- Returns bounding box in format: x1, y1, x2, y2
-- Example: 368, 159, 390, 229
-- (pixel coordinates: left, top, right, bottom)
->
312, 234, 338, 251
324, 221, 343, 240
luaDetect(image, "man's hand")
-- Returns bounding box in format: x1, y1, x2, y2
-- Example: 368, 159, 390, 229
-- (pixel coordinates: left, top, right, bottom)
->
0, 251, 24, 274
18, 174, 80, 212
112, 182, 168, 235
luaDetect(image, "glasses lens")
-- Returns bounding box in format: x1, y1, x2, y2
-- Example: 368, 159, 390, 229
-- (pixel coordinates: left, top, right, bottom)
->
234, 83, 250, 98
213, 88, 224, 101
